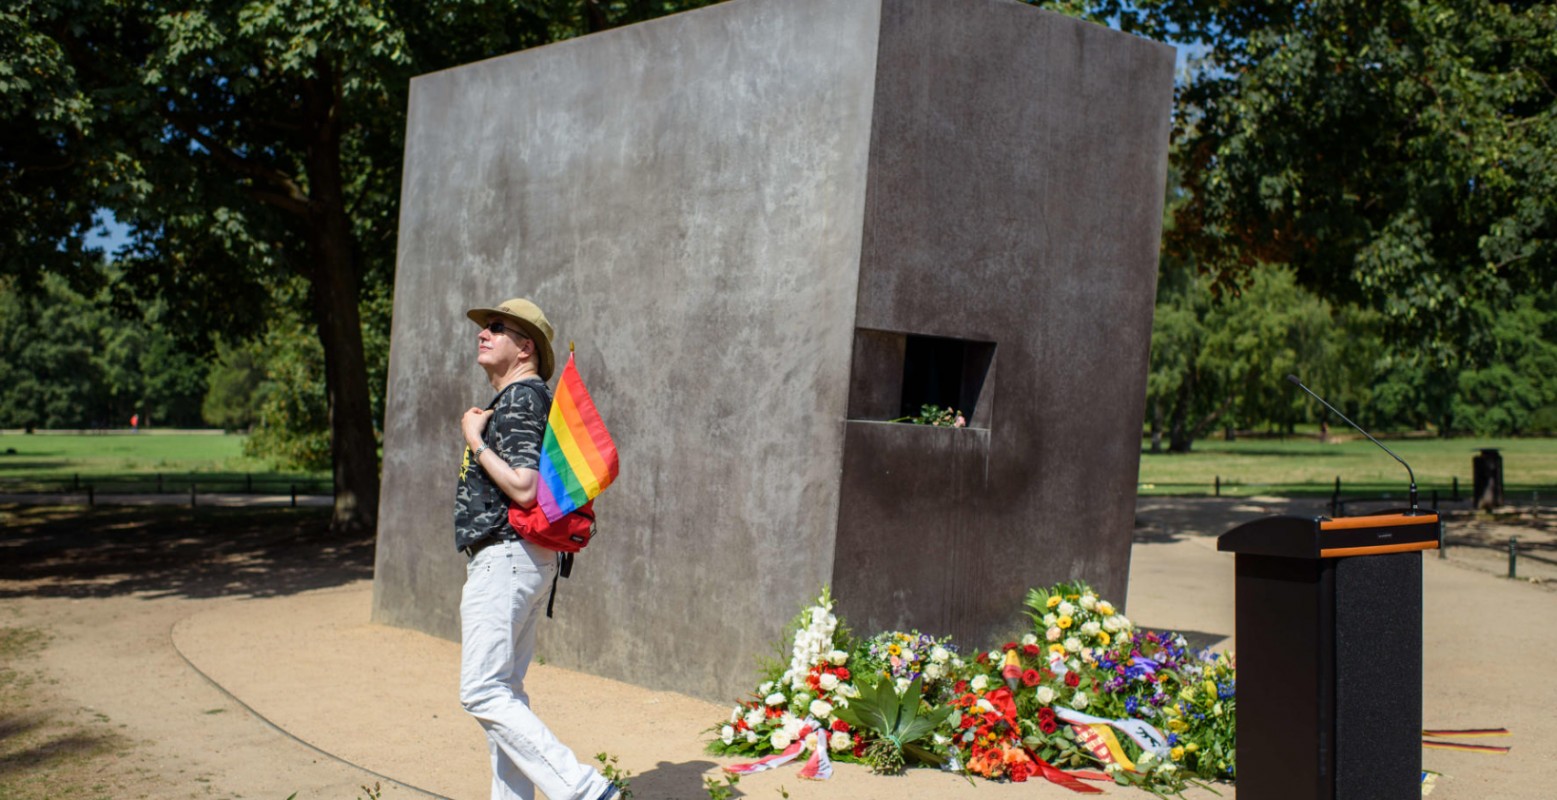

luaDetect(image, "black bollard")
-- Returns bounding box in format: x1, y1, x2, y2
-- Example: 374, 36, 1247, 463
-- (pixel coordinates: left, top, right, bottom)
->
1215, 475, 1221, 497
1508, 537, 1519, 579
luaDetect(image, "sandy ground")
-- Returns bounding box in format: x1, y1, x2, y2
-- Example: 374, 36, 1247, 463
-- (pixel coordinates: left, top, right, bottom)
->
1, 496, 1552, 800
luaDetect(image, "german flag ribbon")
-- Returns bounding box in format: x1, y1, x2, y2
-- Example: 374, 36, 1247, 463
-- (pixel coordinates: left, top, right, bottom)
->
1422, 727, 1511, 754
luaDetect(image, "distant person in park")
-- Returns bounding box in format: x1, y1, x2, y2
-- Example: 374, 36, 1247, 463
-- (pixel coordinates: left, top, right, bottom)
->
454, 297, 618, 800
130, 413, 139, 433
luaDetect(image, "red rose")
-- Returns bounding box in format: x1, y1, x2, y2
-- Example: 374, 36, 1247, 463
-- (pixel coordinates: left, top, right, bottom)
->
1037, 707, 1056, 723
1021, 669, 1042, 687
1065, 672, 1081, 688
1023, 644, 1041, 657
1003, 641, 1018, 652
959, 714, 976, 729
1038, 716, 1059, 734
835, 667, 850, 680
955, 680, 969, 694
976, 652, 989, 665
831, 718, 850, 732
1009, 761, 1034, 782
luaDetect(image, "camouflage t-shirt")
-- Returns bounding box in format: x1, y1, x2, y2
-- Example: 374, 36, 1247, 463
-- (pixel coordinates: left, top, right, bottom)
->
453, 377, 552, 551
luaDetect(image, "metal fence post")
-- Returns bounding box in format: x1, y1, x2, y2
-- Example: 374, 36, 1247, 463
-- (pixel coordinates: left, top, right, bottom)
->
1508, 537, 1519, 579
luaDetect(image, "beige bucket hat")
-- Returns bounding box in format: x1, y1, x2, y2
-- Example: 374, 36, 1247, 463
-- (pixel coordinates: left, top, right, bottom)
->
466, 297, 556, 380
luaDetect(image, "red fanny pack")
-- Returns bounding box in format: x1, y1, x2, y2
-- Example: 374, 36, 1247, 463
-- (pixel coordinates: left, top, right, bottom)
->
507, 500, 596, 553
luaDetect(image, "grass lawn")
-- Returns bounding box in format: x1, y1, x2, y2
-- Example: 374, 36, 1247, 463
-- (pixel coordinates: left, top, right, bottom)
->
1139, 434, 1557, 498
0, 431, 329, 493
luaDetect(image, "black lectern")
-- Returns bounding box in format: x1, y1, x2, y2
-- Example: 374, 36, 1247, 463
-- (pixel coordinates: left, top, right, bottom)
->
1218, 512, 1441, 800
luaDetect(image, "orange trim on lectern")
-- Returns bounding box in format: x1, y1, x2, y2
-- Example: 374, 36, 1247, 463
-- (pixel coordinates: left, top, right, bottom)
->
1320, 513, 1439, 531
1319, 541, 1439, 558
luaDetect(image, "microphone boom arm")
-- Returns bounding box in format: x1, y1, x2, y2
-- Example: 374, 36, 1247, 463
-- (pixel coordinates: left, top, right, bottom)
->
1286, 375, 1418, 514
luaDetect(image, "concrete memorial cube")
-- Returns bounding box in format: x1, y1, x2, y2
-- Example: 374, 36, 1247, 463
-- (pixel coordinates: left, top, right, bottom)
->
374, 0, 1174, 701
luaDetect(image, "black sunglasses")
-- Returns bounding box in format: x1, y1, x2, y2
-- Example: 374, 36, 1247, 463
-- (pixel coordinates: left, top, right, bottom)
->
486, 321, 528, 339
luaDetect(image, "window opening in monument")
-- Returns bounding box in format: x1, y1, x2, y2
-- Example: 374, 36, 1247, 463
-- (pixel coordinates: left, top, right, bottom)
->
900, 334, 994, 425
845, 329, 995, 429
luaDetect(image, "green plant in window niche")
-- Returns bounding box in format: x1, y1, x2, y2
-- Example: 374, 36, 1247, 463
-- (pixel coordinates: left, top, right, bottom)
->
890, 405, 966, 428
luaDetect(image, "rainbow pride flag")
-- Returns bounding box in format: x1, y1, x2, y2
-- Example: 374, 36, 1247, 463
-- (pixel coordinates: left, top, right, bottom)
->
536, 353, 619, 522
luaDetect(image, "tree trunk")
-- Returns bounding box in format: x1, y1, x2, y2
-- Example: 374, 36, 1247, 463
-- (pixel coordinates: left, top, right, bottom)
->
1149, 399, 1163, 454
304, 69, 379, 534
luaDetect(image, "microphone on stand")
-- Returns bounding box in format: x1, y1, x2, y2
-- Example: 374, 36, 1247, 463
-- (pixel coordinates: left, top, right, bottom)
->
1286, 374, 1419, 515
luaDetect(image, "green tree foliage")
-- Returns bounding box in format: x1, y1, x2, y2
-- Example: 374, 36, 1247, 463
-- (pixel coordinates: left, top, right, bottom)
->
2, 0, 719, 531
1157, 0, 1556, 351
0, 273, 208, 429
201, 339, 266, 432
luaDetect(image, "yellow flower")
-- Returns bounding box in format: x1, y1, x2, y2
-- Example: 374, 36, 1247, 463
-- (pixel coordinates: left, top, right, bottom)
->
1167, 718, 1188, 733
1170, 746, 1184, 761
1049, 644, 1066, 656
1179, 686, 1196, 702
1096, 631, 1111, 646
1162, 704, 1181, 718
1097, 601, 1115, 616
1065, 594, 1080, 600
887, 644, 901, 656
1203, 680, 1217, 698
1046, 596, 1061, 609
1057, 616, 1073, 629
1186, 743, 1199, 753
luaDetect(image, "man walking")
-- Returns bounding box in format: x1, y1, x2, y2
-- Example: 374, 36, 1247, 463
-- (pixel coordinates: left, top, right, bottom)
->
455, 297, 618, 800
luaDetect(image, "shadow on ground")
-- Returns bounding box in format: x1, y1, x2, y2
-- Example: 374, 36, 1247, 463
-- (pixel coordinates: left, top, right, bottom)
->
627, 759, 726, 799
0, 504, 371, 601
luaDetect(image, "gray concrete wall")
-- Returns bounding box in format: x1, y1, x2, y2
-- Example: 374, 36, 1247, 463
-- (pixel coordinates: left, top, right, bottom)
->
375, 0, 883, 701
375, 0, 1173, 701
832, 0, 1175, 643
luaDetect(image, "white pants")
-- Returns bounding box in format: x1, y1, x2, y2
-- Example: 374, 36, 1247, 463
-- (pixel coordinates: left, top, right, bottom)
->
460, 539, 611, 800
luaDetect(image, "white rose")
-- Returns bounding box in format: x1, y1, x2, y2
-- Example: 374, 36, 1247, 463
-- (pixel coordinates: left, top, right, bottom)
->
1116, 615, 1132, 630
1102, 616, 1121, 633
1036, 686, 1056, 704
931, 646, 950, 663
744, 709, 765, 728
1080, 621, 1101, 638
1058, 601, 1076, 617
1046, 626, 1062, 642
952, 657, 965, 669
1067, 659, 1080, 672
828, 650, 849, 666
924, 663, 944, 680
764, 692, 786, 706
782, 715, 804, 739
895, 677, 911, 695
819, 673, 840, 692
970, 675, 989, 692
721, 725, 735, 744
829, 731, 851, 751
1064, 637, 1082, 653
1080, 594, 1097, 611
836, 684, 858, 698
989, 650, 1003, 661
745, 729, 759, 744
1043, 613, 1057, 626
794, 692, 811, 707
809, 700, 833, 718
759, 681, 774, 695
1020, 633, 1039, 647
730, 706, 743, 723
771, 731, 793, 750
1073, 692, 1089, 710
